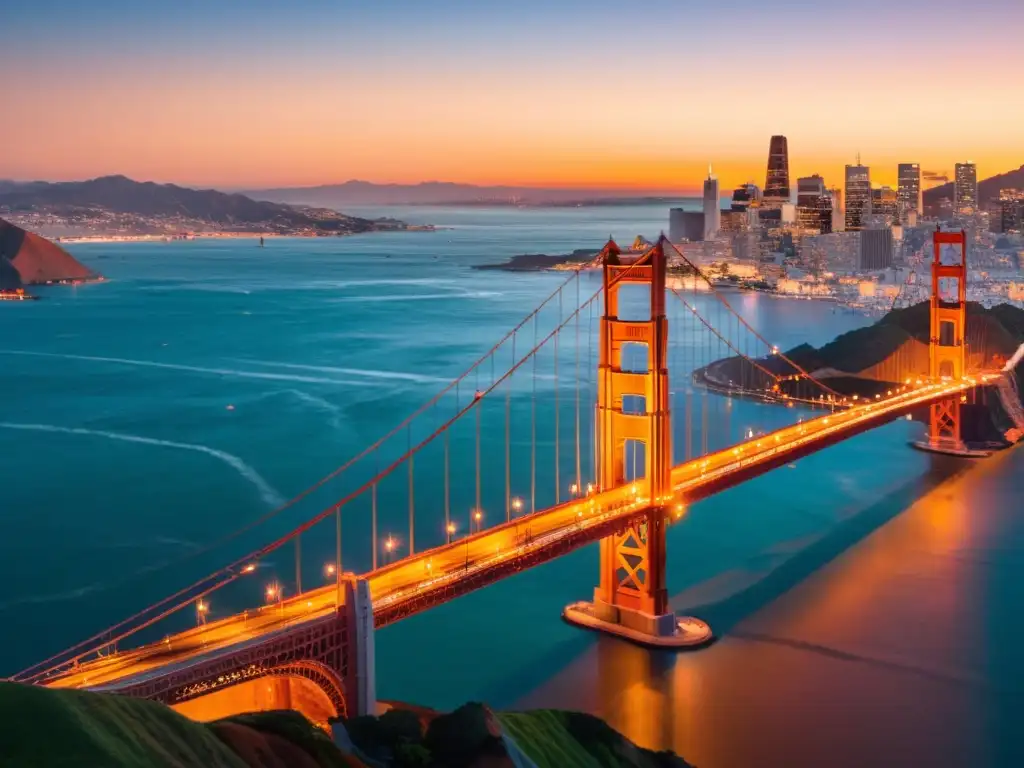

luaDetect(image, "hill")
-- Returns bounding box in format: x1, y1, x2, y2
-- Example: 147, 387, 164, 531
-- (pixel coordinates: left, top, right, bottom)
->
244, 180, 680, 208
0, 682, 692, 768
0, 176, 401, 236
0, 217, 98, 284
0, 254, 24, 291
923, 164, 1024, 208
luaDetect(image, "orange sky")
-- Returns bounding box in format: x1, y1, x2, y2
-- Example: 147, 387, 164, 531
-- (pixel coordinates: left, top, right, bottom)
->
2, 1, 1022, 192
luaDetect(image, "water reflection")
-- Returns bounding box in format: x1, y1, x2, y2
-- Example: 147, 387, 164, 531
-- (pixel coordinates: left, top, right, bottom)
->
516, 448, 1024, 768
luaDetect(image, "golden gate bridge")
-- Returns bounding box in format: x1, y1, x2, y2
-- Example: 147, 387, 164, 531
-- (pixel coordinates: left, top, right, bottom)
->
6, 229, 1004, 726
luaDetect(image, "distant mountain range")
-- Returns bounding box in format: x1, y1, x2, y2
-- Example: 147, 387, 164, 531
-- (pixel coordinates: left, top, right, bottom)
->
244, 180, 682, 208
923, 164, 1024, 208
0, 176, 405, 236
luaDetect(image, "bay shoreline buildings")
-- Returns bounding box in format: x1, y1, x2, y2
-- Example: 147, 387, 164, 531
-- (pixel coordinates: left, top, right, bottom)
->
664, 135, 1023, 313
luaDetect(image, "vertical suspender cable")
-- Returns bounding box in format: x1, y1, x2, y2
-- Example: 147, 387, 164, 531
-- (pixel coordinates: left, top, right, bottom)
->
588, 285, 596, 485
574, 273, 582, 493
531, 313, 537, 514
371, 452, 378, 570
475, 397, 481, 523
506, 333, 515, 521
554, 287, 561, 504
295, 535, 301, 595
444, 428, 450, 541
408, 424, 414, 555
335, 505, 342, 606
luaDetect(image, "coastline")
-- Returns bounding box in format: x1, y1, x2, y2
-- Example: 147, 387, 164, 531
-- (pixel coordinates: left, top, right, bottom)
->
54, 229, 436, 245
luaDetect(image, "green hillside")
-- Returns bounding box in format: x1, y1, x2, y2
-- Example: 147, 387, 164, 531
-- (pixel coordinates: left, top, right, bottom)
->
0, 683, 693, 768
0, 681, 247, 768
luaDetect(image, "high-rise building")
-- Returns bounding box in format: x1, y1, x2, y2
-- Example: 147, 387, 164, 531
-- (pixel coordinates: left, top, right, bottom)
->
955, 162, 978, 214
669, 209, 705, 242
764, 135, 790, 204
897, 163, 922, 219
859, 227, 894, 272
871, 186, 899, 223
1000, 189, 1024, 233
730, 182, 762, 211
796, 175, 831, 233
830, 187, 844, 232
845, 162, 871, 231
702, 167, 721, 239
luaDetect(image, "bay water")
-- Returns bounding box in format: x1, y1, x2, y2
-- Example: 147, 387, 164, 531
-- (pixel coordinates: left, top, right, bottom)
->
1, 204, 1020, 766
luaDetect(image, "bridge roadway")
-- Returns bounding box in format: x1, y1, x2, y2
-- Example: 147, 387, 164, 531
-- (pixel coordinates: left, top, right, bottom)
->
42, 378, 983, 693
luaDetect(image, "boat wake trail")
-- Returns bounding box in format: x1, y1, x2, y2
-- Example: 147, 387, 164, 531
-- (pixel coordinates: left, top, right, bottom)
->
0, 422, 285, 507
0, 350, 377, 388
234, 359, 450, 385
252, 388, 346, 429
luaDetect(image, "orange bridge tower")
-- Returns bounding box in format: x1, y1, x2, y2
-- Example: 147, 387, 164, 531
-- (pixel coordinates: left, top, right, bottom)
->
916, 229, 970, 454
563, 236, 711, 647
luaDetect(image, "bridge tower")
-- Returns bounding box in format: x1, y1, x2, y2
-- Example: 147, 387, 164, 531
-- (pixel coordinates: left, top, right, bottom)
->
922, 229, 968, 453
564, 235, 710, 647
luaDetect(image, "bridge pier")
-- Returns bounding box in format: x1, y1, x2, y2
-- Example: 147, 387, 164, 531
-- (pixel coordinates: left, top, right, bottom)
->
343, 576, 377, 717
563, 237, 711, 649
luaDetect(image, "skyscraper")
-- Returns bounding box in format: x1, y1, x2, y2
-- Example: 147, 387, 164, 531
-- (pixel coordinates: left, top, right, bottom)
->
764, 135, 790, 204
830, 187, 844, 232
844, 162, 871, 231
870, 186, 899, 224
897, 163, 922, 219
955, 162, 978, 214
796, 175, 830, 233
702, 166, 721, 239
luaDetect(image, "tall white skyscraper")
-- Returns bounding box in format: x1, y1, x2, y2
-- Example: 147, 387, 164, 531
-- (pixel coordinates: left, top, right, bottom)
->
703, 166, 720, 239
955, 162, 978, 214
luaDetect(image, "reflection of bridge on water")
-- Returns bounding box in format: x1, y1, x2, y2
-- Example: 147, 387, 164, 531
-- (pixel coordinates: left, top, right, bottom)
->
13, 230, 1018, 727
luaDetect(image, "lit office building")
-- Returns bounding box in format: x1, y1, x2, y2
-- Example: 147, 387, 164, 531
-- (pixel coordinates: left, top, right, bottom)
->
871, 186, 899, 224
1000, 189, 1024, 233
763, 135, 791, 205
897, 163, 922, 218
796, 175, 832, 234
845, 163, 871, 231
955, 162, 978, 214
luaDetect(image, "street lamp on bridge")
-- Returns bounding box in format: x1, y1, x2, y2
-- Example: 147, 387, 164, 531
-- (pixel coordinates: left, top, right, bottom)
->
446, 522, 457, 544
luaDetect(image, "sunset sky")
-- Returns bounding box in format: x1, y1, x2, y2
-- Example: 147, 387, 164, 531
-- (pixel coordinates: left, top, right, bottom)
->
3, 0, 1022, 193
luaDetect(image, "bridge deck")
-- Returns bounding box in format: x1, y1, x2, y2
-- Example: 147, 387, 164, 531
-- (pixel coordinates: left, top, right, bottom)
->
42, 379, 983, 692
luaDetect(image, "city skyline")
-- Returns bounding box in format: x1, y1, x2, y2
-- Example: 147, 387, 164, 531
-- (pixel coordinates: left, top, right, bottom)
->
2, 0, 1023, 190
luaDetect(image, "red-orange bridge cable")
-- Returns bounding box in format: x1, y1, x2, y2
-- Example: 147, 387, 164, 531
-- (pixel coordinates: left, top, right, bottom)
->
663, 241, 844, 400
668, 286, 780, 384
23, 257, 638, 682
13, 269, 582, 683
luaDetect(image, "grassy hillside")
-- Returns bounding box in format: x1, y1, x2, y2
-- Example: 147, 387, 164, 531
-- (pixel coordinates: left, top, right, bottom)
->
0, 681, 247, 768
498, 709, 690, 768
0, 684, 693, 768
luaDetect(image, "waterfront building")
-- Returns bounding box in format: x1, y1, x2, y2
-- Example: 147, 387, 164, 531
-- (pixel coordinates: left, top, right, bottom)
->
955, 162, 978, 214
1000, 189, 1024, 233
763, 135, 791, 206
898, 163, 922, 219
858, 226, 894, 272
703, 168, 721, 240
669, 208, 705, 242
845, 162, 871, 231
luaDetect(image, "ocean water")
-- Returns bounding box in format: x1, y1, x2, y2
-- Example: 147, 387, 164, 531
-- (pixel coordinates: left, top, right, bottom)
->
1, 204, 1020, 767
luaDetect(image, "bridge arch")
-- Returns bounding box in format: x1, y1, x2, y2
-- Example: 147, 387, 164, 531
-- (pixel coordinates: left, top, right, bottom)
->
171, 659, 347, 726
